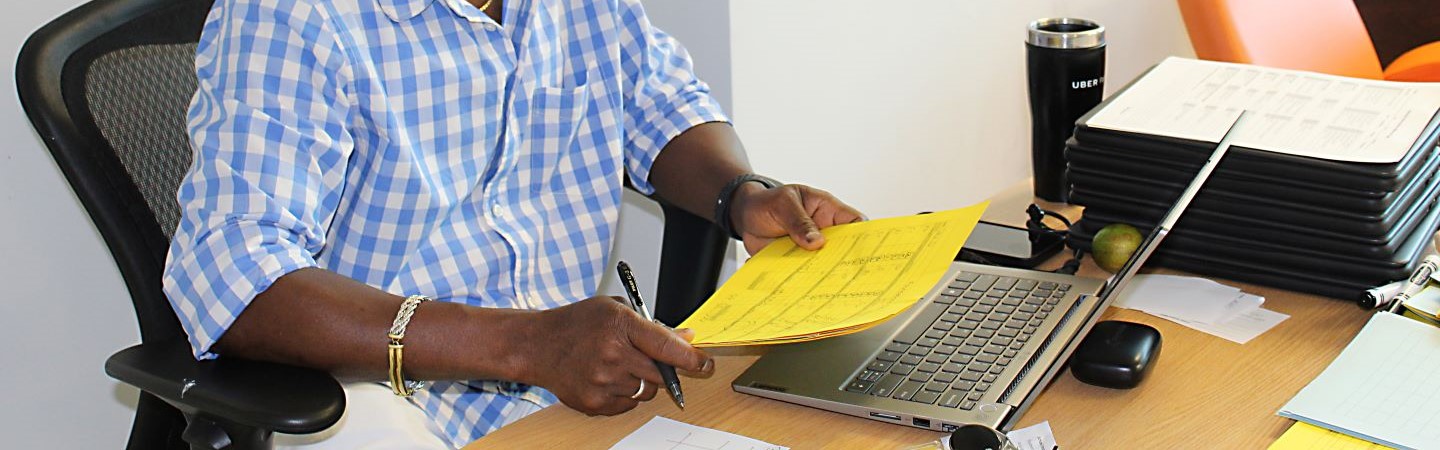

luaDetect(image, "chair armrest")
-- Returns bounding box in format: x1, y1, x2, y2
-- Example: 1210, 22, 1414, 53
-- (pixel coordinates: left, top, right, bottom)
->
653, 201, 729, 327
105, 339, 344, 435
1384, 40, 1440, 82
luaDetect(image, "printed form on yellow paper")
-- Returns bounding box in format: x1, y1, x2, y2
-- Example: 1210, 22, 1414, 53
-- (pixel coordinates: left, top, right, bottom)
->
679, 202, 988, 347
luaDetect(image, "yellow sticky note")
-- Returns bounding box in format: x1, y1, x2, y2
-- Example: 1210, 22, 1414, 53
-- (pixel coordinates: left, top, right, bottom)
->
1268, 422, 1392, 450
680, 202, 988, 347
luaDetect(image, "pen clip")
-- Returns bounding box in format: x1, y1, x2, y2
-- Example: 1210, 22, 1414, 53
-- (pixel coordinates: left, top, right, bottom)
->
615, 261, 652, 320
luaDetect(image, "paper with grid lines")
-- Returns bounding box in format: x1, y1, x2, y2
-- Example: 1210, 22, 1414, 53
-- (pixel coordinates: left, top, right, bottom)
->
1279, 312, 1440, 449
1087, 57, 1440, 163
679, 202, 987, 347
609, 416, 785, 450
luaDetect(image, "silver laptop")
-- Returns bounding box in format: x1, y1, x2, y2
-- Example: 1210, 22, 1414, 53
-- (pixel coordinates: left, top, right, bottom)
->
732, 112, 1252, 433
731, 259, 1111, 432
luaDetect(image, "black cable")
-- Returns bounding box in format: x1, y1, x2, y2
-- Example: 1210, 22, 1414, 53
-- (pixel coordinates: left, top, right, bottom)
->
1055, 247, 1085, 275
1025, 204, 1072, 236
1025, 204, 1084, 274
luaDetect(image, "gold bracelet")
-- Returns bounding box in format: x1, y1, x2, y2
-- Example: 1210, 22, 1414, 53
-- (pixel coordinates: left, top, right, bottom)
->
388, 294, 431, 396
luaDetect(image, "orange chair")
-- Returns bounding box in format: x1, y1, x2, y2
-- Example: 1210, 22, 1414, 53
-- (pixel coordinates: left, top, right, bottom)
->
1177, 0, 1440, 81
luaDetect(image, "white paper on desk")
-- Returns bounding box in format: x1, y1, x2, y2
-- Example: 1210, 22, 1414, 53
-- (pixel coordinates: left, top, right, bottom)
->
1279, 312, 1440, 449
1214, 294, 1266, 324
1086, 57, 1440, 163
1006, 421, 1058, 450
1160, 305, 1289, 344
609, 416, 786, 450
1114, 274, 1260, 325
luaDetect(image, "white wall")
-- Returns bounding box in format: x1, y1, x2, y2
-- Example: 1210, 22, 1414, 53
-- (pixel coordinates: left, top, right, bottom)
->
1, 1, 142, 448
730, 0, 1195, 219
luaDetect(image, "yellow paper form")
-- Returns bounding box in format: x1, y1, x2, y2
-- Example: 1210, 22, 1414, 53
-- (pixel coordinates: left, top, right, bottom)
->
1268, 422, 1393, 450
680, 202, 988, 347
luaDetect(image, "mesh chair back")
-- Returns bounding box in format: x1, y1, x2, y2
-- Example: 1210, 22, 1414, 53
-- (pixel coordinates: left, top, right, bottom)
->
18, 0, 211, 343
85, 43, 198, 240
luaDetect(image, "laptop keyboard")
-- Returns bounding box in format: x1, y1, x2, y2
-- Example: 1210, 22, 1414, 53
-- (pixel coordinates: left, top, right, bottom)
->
842, 271, 1070, 411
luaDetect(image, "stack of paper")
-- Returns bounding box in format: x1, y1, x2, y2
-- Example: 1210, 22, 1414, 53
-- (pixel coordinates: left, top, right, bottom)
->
1114, 274, 1288, 344
1067, 57, 1440, 300
1278, 312, 1440, 449
678, 203, 987, 347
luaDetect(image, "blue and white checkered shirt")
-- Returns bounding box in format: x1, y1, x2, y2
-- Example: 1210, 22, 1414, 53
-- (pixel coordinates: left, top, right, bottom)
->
161, 0, 726, 444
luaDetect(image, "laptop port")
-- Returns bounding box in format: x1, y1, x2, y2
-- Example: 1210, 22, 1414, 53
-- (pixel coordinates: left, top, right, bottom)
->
912, 417, 931, 428
869, 412, 901, 421
940, 423, 959, 432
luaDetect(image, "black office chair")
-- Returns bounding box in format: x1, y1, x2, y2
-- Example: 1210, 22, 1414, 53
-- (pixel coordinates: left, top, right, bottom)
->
16, 0, 729, 448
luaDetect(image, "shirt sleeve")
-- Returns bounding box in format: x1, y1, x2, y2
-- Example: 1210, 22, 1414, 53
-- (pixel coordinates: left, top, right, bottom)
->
615, 0, 730, 195
163, 0, 355, 359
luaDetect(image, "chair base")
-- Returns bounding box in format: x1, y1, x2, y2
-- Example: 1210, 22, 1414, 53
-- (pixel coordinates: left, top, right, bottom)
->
180, 413, 273, 450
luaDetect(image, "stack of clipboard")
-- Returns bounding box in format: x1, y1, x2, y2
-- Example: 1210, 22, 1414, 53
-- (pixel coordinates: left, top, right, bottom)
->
1064, 58, 1440, 300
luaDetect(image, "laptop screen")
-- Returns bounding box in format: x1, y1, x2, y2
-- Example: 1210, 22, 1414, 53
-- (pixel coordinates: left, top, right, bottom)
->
1092, 110, 1251, 306
1094, 225, 1168, 304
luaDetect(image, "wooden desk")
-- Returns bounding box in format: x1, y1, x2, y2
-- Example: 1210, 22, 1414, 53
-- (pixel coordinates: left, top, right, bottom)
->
470, 184, 1372, 449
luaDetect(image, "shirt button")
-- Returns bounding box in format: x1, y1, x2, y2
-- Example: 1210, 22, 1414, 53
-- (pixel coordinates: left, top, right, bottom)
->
491, 204, 504, 217
482, 23, 498, 31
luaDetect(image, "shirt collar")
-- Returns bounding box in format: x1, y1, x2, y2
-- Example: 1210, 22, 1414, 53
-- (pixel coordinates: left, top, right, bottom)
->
377, 0, 438, 22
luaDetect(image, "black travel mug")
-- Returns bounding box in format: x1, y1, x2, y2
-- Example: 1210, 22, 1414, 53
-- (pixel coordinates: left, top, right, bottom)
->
1027, 18, 1106, 202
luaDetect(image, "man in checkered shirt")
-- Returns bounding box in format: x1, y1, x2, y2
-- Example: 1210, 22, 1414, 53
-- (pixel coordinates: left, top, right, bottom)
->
162, 0, 864, 447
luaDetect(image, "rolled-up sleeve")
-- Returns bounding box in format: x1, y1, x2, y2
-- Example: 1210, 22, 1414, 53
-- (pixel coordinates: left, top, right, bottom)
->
615, 0, 730, 195
163, 0, 355, 359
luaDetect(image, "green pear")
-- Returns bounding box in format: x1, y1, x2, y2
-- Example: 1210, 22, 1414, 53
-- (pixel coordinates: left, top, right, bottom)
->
1092, 223, 1142, 273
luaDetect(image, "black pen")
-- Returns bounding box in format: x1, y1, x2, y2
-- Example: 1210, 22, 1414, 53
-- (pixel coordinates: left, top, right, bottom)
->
616, 261, 686, 409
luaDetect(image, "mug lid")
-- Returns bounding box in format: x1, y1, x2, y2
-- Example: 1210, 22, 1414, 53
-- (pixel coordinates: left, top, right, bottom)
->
1028, 18, 1105, 49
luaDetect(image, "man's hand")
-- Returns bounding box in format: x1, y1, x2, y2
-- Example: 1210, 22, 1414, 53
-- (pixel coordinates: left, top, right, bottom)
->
731, 183, 865, 255
516, 296, 714, 416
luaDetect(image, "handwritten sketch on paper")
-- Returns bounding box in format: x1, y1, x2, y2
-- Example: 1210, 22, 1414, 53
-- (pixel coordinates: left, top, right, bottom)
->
609, 416, 786, 450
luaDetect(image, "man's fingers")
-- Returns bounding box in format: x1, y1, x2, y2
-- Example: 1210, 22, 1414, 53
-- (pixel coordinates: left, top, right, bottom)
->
798, 186, 865, 228
668, 328, 717, 376
822, 198, 866, 226
586, 396, 639, 416
628, 320, 712, 373
614, 375, 658, 402
571, 384, 639, 416
781, 188, 824, 250
742, 237, 773, 256
621, 347, 665, 386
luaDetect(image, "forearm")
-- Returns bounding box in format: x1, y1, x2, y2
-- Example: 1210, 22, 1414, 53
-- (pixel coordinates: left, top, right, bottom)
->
648, 123, 865, 255
209, 267, 716, 417
647, 122, 755, 220
212, 267, 531, 382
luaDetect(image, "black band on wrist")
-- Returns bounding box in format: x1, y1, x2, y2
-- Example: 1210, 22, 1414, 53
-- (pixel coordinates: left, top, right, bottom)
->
713, 173, 780, 240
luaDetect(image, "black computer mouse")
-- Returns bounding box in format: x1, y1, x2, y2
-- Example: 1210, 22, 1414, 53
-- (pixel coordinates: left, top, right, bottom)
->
1069, 320, 1161, 389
